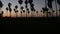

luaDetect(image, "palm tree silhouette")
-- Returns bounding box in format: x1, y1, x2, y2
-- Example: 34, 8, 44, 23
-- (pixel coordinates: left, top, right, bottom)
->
15, 5, 18, 17
27, 8, 30, 14
6, 7, 8, 17
28, 0, 36, 17
36, 11, 38, 17
23, 10, 25, 13
47, 0, 54, 17
18, 0, 23, 17
0, 0, 3, 17
15, 10, 18, 17
57, 0, 60, 16
52, 10, 55, 16
25, 0, 28, 8
47, 0, 53, 9
29, 0, 33, 4
15, 5, 18, 9
28, 0, 33, 16
18, 0, 23, 5
21, 6, 24, 17
55, 0, 58, 17
8, 2, 12, 17
25, 0, 28, 16
9, 8, 12, 17
21, 6, 24, 11
42, 0, 49, 17
42, 7, 49, 17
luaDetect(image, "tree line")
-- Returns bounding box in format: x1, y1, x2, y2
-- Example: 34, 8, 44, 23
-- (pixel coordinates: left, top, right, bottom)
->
0, 0, 60, 17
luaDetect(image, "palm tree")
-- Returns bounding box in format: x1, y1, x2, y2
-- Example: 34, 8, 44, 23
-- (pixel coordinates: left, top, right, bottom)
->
57, 0, 60, 16
18, 0, 23, 16
52, 10, 55, 16
47, 0, 54, 17
15, 10, 18, 17
0, 11, 3, 17
28, 0, 33, 17
8, 8, 11, 17
15, 5, 18, 17
8, 2, 12, 17
42, 7, 49, 17
25, 0, 29, 17
15, 5, 18, 9
47, 0, 53, 9
28, 0, 36, 17
42, 0, 49, 17
29, 0, 33, 4
21, 6, 24, 11
0, 0, 3, 17
25, 0, 28, 8
18, 0, 23, 5
20, 6, 24, 17
6, 7, 8, 17
55, 0, 57, 17
14, 8, 16, 17
27, 8, 30, 14
36, 11, 38, 17
23, 10, 25, 13
0, 0, 3, 10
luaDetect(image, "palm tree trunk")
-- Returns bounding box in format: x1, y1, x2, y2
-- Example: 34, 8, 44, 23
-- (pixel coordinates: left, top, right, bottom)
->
55, 0, 57, 17
10, 12, 11, 17
26, 10, 27, 17
16, 13, 17, 17
31, 11, 33, 17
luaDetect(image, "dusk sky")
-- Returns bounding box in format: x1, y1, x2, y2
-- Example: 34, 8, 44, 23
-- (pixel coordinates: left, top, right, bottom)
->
0, 0, 59, 17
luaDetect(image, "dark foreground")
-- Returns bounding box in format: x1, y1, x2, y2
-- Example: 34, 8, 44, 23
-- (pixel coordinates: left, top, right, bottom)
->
0, 17, 60, 32
0, 17, 60, 24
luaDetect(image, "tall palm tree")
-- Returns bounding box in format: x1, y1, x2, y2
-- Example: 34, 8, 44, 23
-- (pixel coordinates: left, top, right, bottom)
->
8, 2, 12, 17
15, 10, 18, 17
57, 0, 60, 16
25, 0, 29, 17
0, 0, 3, 10
25, 0, 28, 8
42, 0, 49, 17
42, 7, 49, 17
36, 11, 38, 17
47, 0, 54, 17
28, 0, 33, 17
6, 7, 8, 17
0, 0, 3, 17
18, 0, 23, 17
27, 8, 30, 14
15, 5, 18, 17
21, 6, 24, 17
21, 6, 24, 11
9, 8, 12, 17
54, 0, 57, 17
28, 0, 36, 17
14, 8, 16, 17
